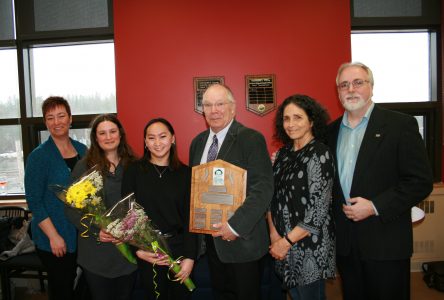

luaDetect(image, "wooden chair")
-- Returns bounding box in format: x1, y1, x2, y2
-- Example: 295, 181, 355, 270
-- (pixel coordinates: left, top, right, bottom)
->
0, 206, 47, 300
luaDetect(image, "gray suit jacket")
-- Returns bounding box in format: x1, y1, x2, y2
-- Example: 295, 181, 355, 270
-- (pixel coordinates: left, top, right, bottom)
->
189, 120, 274, 263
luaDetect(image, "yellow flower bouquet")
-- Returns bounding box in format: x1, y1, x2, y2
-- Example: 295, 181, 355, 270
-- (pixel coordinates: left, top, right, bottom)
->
51, 167, 136, 264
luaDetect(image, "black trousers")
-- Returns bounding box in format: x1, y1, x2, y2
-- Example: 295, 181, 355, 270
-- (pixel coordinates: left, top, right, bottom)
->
138, 259, 191, 300
82, 268, 136, 300
336, 244, 410, 300
205, 235, 263, 300
37, 248, 77, 300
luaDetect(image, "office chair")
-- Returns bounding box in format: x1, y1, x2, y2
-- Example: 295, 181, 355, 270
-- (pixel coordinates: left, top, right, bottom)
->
0, 206, 47, 300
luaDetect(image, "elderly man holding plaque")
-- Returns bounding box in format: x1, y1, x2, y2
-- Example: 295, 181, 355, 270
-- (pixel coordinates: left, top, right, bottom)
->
189, 83, 274, 300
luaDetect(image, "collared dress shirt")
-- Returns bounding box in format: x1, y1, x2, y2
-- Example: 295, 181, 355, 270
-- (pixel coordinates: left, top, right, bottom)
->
337, 103, 374, 205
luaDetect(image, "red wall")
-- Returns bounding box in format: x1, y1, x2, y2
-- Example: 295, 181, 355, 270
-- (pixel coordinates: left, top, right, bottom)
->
114, 1, 351, 162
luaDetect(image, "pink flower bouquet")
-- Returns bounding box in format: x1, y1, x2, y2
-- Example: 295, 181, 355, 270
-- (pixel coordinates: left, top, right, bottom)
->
104, 193, 196, 292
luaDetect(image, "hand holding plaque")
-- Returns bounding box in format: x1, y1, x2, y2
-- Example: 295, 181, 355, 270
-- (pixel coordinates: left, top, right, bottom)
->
189, 160, 247, 234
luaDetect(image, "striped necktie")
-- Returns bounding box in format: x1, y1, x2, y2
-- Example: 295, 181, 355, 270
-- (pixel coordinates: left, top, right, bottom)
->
206, 135, 218, 162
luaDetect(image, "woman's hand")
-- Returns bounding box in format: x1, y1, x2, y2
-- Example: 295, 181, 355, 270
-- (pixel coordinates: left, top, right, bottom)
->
269, 230, 281, 244
98, 229, 118, 243
39, 218, 67, 257
176, 258, 194, 283
269, 238, 291, 260
136, 249, 170, 266
270, 151, 277, 165
49, 233, 67, 257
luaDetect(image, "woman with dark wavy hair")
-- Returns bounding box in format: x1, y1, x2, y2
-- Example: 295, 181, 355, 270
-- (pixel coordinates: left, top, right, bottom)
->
66, 113, 138, 300
85, 114, 136, 173
267, 94, 335, 300
122, 117, 197, 300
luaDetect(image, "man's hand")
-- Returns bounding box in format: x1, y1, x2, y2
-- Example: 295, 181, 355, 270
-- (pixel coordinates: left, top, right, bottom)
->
343, 197, 376, 221
211, 222, 237, 242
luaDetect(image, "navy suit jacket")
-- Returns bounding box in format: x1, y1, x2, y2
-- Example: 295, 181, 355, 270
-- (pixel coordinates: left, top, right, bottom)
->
327, 105, 433, 260
189, 120, 274, 263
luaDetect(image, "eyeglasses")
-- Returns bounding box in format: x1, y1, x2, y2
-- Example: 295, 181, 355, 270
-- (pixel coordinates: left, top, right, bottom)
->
337, 79, 370, 91
202, 101, 229, 110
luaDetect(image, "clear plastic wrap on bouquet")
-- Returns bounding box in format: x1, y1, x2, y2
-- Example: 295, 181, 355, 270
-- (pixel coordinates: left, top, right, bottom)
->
104, 193, 196, 292
50, 166, 137, 264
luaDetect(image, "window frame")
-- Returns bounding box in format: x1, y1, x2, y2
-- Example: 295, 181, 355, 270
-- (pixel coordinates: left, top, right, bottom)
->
0, 0, 114, 200
351, 27, 442, 181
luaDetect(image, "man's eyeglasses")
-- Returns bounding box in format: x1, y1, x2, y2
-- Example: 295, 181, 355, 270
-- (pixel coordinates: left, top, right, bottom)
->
337, 79, 370, 91
202, 101, 229, 110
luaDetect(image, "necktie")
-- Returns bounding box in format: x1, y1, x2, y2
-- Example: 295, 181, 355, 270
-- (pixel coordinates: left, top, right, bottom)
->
207, 135, 218, 162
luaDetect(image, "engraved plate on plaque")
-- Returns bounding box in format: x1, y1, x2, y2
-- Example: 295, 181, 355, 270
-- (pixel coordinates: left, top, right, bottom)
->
190, 159, 247, 234
201, 193, 234, 205
210, 209, 223, 227
193, 208, 207, 229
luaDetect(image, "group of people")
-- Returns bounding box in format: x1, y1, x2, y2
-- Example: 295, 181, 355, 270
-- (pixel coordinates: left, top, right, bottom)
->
24, 61, 433, 300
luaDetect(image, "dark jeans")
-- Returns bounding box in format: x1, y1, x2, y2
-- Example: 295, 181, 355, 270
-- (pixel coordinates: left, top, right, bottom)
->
288, 279, 326, 300
36, 248, 77, 300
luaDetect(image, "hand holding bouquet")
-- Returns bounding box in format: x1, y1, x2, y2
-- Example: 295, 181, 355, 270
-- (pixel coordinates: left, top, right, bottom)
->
50, 166, 137, 264
104, 193, 196, 292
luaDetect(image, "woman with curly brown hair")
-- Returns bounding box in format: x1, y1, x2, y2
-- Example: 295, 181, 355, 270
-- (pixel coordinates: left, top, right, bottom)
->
267, 94, 335, 300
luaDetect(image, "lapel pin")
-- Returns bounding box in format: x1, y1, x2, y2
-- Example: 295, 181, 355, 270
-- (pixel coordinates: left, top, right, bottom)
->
375, 133, 381, 138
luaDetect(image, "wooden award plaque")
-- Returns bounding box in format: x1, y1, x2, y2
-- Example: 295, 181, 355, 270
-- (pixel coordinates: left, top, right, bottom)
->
189, 159, 247, 234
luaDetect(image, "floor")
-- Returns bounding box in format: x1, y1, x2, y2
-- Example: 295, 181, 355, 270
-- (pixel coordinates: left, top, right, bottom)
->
323, 272, 444, 300
9, 272, 444, 300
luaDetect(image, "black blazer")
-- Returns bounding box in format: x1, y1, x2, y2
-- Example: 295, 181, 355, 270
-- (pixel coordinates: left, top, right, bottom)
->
327, 105, 433, 260
189, 120, 274, 263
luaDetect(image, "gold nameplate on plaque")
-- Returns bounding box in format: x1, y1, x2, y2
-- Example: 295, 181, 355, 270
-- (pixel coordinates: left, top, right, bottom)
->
190, 159, 247, 234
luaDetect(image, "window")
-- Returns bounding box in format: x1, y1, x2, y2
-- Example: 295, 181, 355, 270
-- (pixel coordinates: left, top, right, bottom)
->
0, 0, 114, 198
0, 48, 19, 118
39, 128, 91, 148
351, 31, 433, 103
0, 125, 24, 194
31, 43, 116, 117
349, 0, 442, 182
351, 30, 441, 181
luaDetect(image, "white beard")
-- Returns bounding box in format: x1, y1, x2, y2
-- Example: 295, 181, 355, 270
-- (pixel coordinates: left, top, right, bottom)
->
341, 94, 370, 112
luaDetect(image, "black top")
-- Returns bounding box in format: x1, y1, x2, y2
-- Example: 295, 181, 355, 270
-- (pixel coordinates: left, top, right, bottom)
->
64, 154, 80, 173
121, 159, 197, 260
270, 140, 335, 287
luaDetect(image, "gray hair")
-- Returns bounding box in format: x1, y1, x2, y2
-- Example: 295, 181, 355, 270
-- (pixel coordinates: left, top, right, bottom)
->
336, 62, 374, 87
203, 83, 236, 103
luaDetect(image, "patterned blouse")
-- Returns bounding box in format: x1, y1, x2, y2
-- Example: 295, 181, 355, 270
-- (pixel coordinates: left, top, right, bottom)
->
270, 139, 335, 288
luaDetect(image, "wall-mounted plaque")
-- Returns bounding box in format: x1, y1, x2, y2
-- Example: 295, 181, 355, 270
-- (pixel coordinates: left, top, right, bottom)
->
189, 159, 247, 234
245, 74, 276, 116
194, 76, 225, 114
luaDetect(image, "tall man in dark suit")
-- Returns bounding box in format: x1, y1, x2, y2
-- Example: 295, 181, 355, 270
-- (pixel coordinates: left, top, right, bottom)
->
327, 62, 433, 300
189, 84, 273, 300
